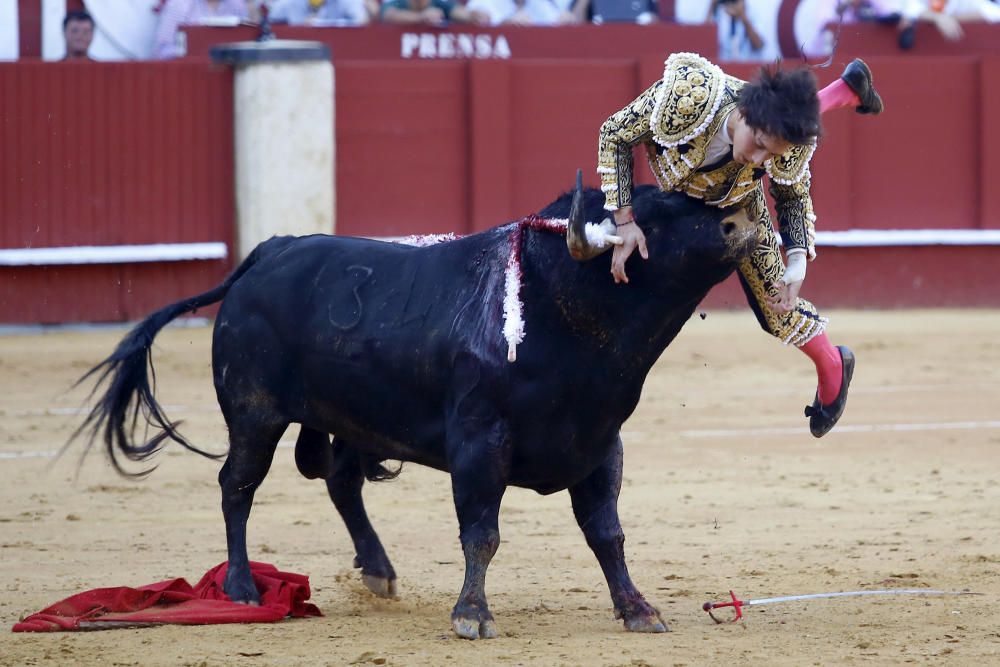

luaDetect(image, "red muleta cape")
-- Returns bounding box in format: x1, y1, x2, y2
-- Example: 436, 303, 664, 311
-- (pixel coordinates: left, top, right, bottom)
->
13, 562, 321, 632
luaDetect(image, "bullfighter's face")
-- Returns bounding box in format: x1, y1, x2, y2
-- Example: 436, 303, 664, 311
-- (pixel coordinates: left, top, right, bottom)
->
729, 110, 793, 167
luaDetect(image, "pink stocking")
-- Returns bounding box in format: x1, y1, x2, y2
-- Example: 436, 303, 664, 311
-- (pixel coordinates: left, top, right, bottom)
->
817, 78, 861, 115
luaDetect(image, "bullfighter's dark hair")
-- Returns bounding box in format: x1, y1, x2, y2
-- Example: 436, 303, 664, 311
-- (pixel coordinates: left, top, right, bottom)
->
737, 64, 821, 146
63, 10, 94, 30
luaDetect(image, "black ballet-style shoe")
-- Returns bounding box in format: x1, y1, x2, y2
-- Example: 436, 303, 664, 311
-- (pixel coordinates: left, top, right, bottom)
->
805, 346, 855, 438
841, 59, 884, 115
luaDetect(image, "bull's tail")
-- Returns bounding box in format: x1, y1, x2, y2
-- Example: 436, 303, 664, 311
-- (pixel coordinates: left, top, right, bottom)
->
69, 236, 295, 477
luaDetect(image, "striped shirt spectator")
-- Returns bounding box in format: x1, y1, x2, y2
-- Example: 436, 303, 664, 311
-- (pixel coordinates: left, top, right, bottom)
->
155, 0, 253, 59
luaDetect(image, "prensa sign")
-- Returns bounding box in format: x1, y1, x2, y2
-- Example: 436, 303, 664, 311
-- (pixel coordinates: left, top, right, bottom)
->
400, 33, 512, 59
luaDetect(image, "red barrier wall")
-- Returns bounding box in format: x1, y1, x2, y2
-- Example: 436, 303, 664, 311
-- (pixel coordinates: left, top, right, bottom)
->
0, 62, 235, 323
336, 56, 1000, 234
982, 58, 1000, 230
2, 55, 999, 323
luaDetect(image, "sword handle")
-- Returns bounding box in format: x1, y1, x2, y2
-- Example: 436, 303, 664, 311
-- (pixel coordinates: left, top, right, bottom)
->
702, 590, 745, 623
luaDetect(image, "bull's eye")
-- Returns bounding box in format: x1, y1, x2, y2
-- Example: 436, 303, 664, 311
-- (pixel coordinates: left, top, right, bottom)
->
721, 221, 737, 237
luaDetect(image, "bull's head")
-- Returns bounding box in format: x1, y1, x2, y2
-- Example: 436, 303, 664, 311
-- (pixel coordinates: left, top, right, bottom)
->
566, 174, 755, 264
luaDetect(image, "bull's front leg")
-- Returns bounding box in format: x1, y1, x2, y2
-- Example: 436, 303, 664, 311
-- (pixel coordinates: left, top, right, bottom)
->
569, 436, 667, 633
447, 417, 510, 640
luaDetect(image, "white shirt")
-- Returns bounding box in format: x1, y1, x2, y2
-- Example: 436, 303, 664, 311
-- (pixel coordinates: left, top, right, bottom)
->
269, 0, 369, 25
466, 0, 563, 24
703, 109, 735, 167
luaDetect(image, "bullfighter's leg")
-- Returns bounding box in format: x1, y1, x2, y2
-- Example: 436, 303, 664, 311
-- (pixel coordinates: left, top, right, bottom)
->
569, 436, 666, 633
325, 437, 398, 598
818, 59, 883, 115
218, 417, 287, 604
737, 192, 854, 438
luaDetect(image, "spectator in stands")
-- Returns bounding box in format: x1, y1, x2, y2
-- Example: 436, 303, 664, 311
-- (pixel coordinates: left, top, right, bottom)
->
589, 0, 657, 24
557, 0, 592, 22
466, 0, 577, 25
705, 0, 776, 61
896, 0, 1000, 48
62, 10, 95, 61
381, 0, 491, 24
800, 0, 901, 57
269, 0, 372, 24
155, 0, 256, 59
595, 53, 884, 437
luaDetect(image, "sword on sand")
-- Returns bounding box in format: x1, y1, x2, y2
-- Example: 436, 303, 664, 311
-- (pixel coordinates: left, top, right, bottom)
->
703, 588, 982, 624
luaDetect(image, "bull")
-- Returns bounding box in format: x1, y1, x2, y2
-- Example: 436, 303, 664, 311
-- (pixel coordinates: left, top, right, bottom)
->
75, 175, 754, 639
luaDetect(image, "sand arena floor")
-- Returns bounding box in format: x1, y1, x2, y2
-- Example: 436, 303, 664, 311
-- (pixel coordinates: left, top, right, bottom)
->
1, 309, 998, 666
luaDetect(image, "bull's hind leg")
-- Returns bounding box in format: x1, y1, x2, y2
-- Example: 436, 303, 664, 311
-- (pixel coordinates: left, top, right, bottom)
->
218, 418, 288, 604
324, 437, 398, 598
569, 437, 666, 633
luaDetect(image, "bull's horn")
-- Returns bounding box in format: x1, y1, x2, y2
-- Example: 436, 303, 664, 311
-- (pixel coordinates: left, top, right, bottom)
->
566, 170, 595, 261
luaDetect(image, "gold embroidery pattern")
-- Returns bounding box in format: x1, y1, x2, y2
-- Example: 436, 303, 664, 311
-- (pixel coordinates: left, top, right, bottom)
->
650, 53, 726, 148
647, 85, 737, 197
770, 172, 817, 258
597, 81, 659, 210
766, 142, 816, 185
737, 188, 826, 346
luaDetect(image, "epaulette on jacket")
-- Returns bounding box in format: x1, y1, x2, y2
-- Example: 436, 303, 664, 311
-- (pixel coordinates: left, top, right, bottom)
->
766, 142, 815, 186
650, 52, 728, 148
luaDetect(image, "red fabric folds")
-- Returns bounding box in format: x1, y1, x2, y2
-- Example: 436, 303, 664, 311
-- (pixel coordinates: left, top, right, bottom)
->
12, 562, 321, 632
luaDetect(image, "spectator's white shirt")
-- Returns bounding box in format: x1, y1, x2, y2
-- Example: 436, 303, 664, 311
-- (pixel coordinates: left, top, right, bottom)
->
674, 0, 782, 61
466, 0, 563, 25
155, 0, 250, 59
901, 0, 1000, 20
713, 2, 780, 61
269, 0, 369, 25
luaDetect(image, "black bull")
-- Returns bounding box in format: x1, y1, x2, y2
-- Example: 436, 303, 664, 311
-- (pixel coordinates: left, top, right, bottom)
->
76, 178, 754, 639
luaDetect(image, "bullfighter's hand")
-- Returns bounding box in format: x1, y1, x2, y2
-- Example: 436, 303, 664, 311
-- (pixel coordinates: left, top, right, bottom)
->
767, 278, 802, 314
767, 247, 806, 313
611, 208, 648, 284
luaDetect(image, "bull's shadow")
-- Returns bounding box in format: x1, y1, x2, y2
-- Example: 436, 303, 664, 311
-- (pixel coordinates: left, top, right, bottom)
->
74, 175, 754, 639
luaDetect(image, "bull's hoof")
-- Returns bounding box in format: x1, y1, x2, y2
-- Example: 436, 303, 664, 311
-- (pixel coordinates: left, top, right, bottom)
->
624, 613, 668, 633
223, 567, 261, 606
451, 602, 499, 640
224, 583, 261, 605
615, 596, 668, 633
362, 574, 398, 599
451, 616, 499, 640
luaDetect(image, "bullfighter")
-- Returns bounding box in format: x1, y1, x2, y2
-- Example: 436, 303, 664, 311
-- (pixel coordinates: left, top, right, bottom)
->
597, 53, 883, 437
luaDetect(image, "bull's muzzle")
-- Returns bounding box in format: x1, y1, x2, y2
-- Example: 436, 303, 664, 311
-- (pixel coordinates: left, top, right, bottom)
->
720, 207, 756, 260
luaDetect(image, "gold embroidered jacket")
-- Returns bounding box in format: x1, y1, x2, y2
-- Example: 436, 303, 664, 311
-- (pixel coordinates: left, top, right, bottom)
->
597, 52, 818, 257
